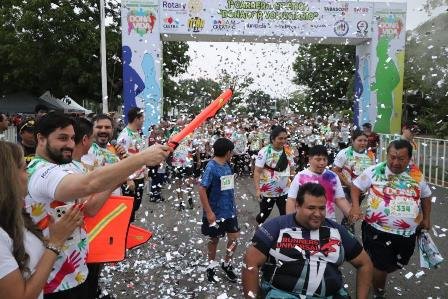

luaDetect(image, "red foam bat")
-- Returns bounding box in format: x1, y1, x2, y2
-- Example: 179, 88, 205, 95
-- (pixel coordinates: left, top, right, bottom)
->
167, 88, 233, 149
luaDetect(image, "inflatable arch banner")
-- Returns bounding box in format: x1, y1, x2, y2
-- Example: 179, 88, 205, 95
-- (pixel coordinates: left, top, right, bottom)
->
121, 0, 406, 134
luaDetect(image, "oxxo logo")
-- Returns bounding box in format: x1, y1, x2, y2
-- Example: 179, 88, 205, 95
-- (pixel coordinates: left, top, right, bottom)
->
188, 17, 204, 32
163, 16, 180, 29
213, 19, 236, 30
334, 20, 349, 36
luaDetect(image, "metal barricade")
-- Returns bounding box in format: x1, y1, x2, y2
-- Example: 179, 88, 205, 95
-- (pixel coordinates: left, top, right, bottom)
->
4, 126, 17, 143
379, 134, 447, 188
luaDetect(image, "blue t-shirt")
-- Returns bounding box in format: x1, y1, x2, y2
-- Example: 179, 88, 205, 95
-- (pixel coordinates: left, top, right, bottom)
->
200, 160, 236, 220
253, 214, 362, 298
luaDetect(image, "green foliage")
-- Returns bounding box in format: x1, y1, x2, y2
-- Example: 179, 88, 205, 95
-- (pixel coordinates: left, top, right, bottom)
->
404, 12, 448, 137
292, 44, 355, 113
0, 1, 190, 112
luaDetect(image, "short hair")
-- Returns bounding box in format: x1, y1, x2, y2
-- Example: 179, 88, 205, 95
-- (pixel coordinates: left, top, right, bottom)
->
127, 107, 143, 123
351, 129, 367, 141
35, 111, 75, 138
387, 139, 413, 159
362, 122, 372, 129
296, 183, 326, 206
270, 126, 287, 143
308, 145, 328, 158
92, 114, 113, 126
213, 138, 234, 157
73, 117, 93, 144
34, 104, 49, 114
0, 113, 7, 122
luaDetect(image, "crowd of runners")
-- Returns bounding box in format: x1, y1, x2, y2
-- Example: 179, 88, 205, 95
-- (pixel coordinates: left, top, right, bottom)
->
0, 105, 432, 299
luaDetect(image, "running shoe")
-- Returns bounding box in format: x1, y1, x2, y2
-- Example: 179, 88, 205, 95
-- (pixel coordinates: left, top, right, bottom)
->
206, 268, 219, 283
221, 262, 237, 282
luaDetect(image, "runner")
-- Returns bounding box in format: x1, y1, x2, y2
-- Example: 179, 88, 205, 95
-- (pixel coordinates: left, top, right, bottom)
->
199, 138, 239, 283
254, 126, 295, 224
286, 145, 351, 222
242, 183, 372, 299
333, 129, 375, 233
349, 139, 432, 299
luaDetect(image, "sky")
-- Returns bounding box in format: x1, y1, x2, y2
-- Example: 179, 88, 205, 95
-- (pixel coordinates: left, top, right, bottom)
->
178, 0, 448, 97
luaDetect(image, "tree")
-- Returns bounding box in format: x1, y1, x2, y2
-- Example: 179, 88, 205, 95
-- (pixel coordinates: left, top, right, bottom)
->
216, 69, 254, 117
167, 78, 221, 115
0, 1, 190, 112
291, 44, 355, 113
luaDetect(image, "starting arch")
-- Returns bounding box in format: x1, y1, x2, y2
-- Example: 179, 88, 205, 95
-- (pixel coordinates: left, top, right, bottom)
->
121, 0, 406, 134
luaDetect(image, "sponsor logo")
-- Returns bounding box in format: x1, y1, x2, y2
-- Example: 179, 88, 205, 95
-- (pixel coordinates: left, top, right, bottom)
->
275, 23, 299, 32
353, 7, 369, 14
162, 1, 187, 11
212, 19, 237, 31
310, 23, 327, 29
163, 16, 180, 29
334, 20, 349, 36
324, 4, 348, 15
378, 16, 403, 38
246, 22, 267, 29
188, 0, 203, 14
127, 8, 157, 36
188, 17, 204, 32
356, 20, 369, 37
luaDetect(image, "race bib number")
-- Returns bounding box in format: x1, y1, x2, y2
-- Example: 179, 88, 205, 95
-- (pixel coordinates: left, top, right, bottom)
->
390, 199, 417, 218
221, 175, 235, 191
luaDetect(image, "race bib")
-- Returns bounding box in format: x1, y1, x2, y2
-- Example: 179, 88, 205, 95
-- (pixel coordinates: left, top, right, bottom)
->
390, 199, 417, 218
220, 175, 235, 191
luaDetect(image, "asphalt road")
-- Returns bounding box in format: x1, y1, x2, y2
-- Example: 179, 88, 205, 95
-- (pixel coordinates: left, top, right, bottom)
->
100, 177, 448, 299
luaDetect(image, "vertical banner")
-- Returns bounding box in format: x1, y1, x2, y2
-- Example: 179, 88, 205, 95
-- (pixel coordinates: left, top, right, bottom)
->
121, 0, 162, 133
354, 43, 372, 128
370, 2, 406, 134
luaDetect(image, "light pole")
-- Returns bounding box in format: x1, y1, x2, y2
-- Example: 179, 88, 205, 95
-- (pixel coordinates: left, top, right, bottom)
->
100, 0, 108, 113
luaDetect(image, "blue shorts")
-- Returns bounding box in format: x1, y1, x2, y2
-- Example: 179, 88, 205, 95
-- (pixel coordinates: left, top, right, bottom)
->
201, 216, 240, 238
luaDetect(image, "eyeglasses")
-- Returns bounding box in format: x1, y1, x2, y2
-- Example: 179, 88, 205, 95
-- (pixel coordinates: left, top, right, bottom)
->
20, 120, 35, 133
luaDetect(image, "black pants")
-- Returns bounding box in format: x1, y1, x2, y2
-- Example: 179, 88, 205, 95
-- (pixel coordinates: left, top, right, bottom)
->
44, 281, 89, 299
256, 194, 287, 224
149, 171, 167, 201
121, 178, 144, 222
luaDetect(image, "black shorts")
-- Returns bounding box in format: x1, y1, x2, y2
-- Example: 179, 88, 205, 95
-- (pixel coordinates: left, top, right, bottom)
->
201, 217, 240, 238
361, 221, 416, 273
171, 166, 193, 179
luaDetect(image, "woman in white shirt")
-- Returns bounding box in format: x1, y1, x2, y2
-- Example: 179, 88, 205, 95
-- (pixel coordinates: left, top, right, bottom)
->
0, 141, 83, 299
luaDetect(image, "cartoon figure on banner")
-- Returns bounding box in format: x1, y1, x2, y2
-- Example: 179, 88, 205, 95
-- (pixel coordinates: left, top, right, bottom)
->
353, 56, 363, 127
122, 45, 145, 123
137, 53, 161, 131
372, 37, 399, 133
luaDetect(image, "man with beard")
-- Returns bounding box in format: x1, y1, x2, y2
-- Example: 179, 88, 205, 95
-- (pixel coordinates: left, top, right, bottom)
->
81, 114, 127, 195
25, 112, 170, 298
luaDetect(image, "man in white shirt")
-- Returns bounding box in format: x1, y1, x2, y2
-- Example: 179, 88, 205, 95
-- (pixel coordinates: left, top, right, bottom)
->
25, 112, 170, 298
0, 113, 10, 141
117, 107, 147, 222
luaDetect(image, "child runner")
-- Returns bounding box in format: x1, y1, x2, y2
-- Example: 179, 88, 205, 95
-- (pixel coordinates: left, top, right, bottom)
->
198, 138, 239, 283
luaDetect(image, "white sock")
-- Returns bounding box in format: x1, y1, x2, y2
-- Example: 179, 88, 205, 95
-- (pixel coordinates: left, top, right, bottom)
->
207, 260, 218, 269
